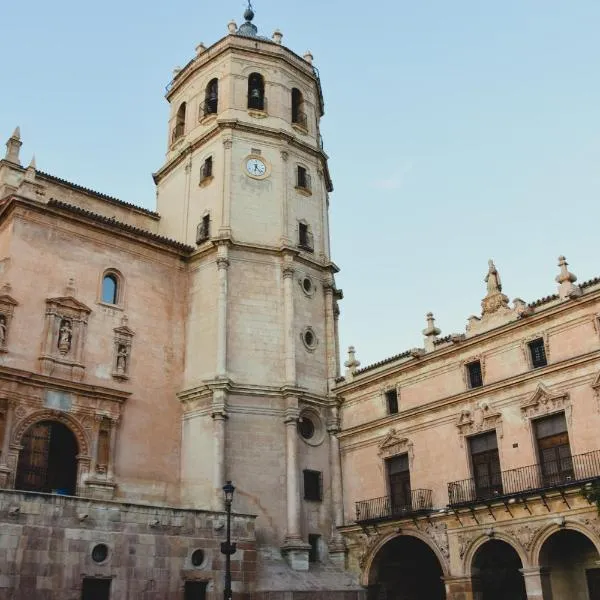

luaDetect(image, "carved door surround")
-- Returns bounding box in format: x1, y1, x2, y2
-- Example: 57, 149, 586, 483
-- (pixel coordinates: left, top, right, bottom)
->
378, 428, 414, 468
39, 295, 91, 381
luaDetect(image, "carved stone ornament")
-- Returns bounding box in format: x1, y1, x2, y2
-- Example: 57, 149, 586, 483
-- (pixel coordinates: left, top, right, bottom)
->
0, 287, 18, 352
591, 372, 600, 412
377, 429, 414, 467
423, 521, 450, 560
456, 401, 502, 445
520, 383, 571, 424
39, 292, 91, 381
112, 316, 134, 381
504, 523, 543, 551
456, 531, 480, 560
357, 533, 382, 570
481, 260, 510, 316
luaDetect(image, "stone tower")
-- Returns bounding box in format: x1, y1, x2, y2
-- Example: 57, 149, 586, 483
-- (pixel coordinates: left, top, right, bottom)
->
154, 6, 345, 574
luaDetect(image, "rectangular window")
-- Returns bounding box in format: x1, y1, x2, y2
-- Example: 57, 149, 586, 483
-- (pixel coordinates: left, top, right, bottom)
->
308, 534, 320, 563
303, 469, 322, 501
534, 412, 573, 487
196, 215, 210, 245
201, 156, 213, 180
528, 338, 548, 368
81, 578, 111, 600
297, 166, 311, 190
385, 389, 399, 414
386, 454, 411, 513
184, 581, 207, 600
466, 360, 483, 388
469, 431, 502, 500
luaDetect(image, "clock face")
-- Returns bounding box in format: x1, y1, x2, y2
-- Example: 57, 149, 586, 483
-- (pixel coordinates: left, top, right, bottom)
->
246, 157, 267, 178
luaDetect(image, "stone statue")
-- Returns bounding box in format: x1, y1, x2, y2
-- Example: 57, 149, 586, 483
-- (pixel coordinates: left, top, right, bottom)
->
0, 315, 6, 346
485, 259, 502, 294
58, 319, 72, 354
116, 344, 129, 374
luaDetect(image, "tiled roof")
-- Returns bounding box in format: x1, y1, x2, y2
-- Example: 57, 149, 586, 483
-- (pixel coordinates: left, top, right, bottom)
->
354, 349, 412, 376
38, 171, 159, 218
433, 334, 453, 346
47, 199, 193, 253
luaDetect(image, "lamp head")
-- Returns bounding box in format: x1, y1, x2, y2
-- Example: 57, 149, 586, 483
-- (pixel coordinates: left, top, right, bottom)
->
223, 480, 235, 504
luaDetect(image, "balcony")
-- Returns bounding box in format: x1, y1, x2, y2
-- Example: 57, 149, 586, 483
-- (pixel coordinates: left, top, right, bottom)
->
356, 489, 433, 524
448, 449, 600, 507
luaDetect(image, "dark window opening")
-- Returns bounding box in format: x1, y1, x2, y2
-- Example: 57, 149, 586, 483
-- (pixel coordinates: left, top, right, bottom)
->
469, 431, 502, 499
201, 156, 213, 181
196, 215, 211, 245
387, 454, 411, 513
101, 274, 118, 304
15, 420, 78, 495
298, 417, 315, 440
81, 578, 111, 600
184, 581, 207, 600
248, 73, 265, 110
291, 88, 307, 128
303, 469, 322, 501
191, 549, 205, 567
91, 544, 109, 564
528, 338, 548, 368
298, 222, 313, 252
204, 78, 218, 115
385, 389, 399, 414
296, 166, 311, 190
535, 412, 573, 487
173, 102, 186, 141
467, 360, 483, 388
308, 534, 320, 563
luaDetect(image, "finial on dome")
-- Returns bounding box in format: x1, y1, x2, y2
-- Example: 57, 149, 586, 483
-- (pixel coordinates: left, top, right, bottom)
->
237, 0, 259, 38
556, 255, 581, 300
244, 0, 255, 22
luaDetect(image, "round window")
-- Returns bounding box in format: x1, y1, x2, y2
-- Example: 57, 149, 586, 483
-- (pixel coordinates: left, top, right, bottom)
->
304, 330, 315, 346
302, 277, 312, 293
298, 417, 315, 440
91, 543, 109, 563
191, 549, 205, 567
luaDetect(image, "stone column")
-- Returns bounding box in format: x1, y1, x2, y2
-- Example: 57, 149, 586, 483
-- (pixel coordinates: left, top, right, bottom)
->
323, 283, 337, 388
107, 416, 119, 481
0, 400, 16, 486
282, 261, 296, 385
280, 150, 291, 245
443, 575, 475, 600
212, 388, 228, 511
281, 404, 310, 570
216, 252, 229, 378
520, 567, 552, 600
220, 138, 233, 236
327, 407, 346, 567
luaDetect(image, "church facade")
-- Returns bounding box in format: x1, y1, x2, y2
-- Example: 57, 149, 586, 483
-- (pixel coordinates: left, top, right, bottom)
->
1, 5, 600, 600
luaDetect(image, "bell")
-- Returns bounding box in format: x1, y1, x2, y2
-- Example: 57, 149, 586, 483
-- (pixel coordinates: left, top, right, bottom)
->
250, 88, 261, 100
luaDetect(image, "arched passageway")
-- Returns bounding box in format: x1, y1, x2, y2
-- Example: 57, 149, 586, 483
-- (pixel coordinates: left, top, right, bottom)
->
540, 529, 600, 600
367, 535, 446, 600
15, 420, 78, 495
471, 539, 526, 600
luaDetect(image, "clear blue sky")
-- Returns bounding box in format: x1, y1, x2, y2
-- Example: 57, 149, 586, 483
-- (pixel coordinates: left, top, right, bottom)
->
3, 1, 600, 367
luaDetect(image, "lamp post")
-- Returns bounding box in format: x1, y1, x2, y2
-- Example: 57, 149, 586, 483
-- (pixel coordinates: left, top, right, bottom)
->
221, 480, 236, 600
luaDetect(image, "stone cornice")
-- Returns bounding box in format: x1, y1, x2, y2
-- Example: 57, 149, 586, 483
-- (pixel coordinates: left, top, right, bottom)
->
337, 349, 600, 441
0, 365, 131, 404
335, 291, 600, 394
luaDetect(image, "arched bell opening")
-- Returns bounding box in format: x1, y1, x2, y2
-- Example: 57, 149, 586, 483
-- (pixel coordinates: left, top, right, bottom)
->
15, 420, 79, 496
539, 529, 600, 600
367, 535, 446, 600
471, 539, 526, 600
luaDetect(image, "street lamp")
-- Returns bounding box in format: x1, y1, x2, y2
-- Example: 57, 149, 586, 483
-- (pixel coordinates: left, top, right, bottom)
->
221, 481, 237, 600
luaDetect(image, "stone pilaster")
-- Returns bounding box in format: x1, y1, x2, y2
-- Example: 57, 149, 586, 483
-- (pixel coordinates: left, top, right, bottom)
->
324, 283, 337, 389
220, 138, 233, 236
282, 260, 296, 386
443, 575, 474, 600
520, 567, 553, 600
216, 250, 229, 378
327, 407, 346, 567
280, 149, 291, 245
212, 388, 228, 511
0, 400, 16, 487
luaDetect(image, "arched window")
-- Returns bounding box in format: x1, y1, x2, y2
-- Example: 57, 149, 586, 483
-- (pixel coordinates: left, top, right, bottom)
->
173, 102, 186, 141
205, 79, 218, 115
291, 88, 306, 128
248, 73, 265, 110
15, 421, 79, 495
102, 273, 118, 304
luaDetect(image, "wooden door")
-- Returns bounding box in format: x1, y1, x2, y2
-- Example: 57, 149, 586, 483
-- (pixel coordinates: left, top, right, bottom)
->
81, 578, 111, 600
15, 422, 52, 492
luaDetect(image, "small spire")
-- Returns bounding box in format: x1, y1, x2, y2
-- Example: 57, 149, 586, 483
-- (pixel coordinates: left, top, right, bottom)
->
422, 312, 441, 352
272, 29, 283, 44
24, 155, 36, 181
28, 155, 36, 169
556, 255, 581, 300
303, 51, 314, 64
227, 19, 237, 34
344, 346, 360, 380
4, 126, 22, 165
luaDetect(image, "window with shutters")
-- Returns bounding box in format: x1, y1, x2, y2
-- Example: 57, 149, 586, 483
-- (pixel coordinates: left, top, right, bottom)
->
534, 412, 573, 487
387, 454, 411, 513
303, 469, 322, 501
385, 389, 399, 414
469, 431, 502, 499
528, 338, 548, 368
466, 360, 483, 388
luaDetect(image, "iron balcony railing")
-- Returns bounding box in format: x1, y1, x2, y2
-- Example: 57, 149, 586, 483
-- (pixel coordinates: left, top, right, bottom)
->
356, 489, 433, 523
448, 449, 600, 507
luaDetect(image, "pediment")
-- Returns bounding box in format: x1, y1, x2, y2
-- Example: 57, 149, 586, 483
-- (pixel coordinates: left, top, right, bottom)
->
46, 295, 92, 314
113, 325, 135, 337
520, 383, 570, 420
0, 294, 18, 307
456, 402, 502, 439
378, 428, 412, 458
592, 372, 600, 390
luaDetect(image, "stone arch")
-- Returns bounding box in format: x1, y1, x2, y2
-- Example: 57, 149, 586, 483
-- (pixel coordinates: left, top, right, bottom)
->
361, 529, 450, 587
531, 520, 600, 566
12, 409, 90, 457
464, 532, 529, 575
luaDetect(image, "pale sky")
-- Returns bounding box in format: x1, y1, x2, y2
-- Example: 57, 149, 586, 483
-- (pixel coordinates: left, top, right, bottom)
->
2, 1, 600, 367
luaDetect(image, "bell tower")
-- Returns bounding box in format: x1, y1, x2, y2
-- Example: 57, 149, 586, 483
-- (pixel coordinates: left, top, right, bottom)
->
154, 5, 346, 575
